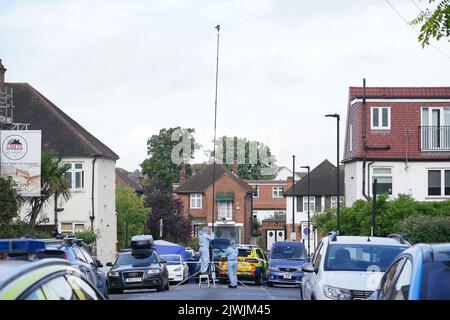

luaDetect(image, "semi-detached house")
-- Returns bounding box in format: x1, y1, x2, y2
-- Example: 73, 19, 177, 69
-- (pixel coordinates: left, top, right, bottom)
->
0, 60, 119, 264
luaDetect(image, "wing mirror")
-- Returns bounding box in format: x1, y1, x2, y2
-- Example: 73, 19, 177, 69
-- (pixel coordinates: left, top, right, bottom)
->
160, 259, 167, 264
106, 262, 113, 267
302, 262, 316, 273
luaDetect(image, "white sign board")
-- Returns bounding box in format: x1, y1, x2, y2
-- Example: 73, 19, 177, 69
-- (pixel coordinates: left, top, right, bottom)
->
1, 130, 41, 196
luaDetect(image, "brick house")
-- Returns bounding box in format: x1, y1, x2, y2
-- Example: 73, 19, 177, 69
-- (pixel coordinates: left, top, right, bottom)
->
343, 86, 450, 206
115, 168, 144, 195
284, 159, 344, 252
174, 163, 254, 244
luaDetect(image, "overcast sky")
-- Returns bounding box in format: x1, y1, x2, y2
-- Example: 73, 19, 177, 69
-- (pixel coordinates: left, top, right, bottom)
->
1, 0, 449, 173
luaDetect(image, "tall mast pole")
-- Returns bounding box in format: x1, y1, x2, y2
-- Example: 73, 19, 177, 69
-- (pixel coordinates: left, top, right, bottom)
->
211, 25, 220, 234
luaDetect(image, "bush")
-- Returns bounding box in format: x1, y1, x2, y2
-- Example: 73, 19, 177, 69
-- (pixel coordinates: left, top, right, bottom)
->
312, 195, 450, 243
398, 215, 450, 244
0, 219, 52, 239
75, 229, 99, 245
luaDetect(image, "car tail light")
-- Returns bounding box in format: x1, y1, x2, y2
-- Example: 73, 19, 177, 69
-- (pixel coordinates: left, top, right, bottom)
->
63, 252, 68, 260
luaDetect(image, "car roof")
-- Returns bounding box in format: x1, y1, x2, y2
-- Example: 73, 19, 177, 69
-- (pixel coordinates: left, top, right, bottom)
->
272, 241, 304, 246
410, 243, 450, 263
325, 236, 409, 246
0, 258, 71, 289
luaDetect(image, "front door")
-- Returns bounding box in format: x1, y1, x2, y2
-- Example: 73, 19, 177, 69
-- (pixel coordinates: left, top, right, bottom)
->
266, 229, 285, 251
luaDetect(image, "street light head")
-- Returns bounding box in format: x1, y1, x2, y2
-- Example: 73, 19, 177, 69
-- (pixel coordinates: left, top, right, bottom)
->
325, 113, 339, 118
300, 166, 310, 170
215, 25, 220, 31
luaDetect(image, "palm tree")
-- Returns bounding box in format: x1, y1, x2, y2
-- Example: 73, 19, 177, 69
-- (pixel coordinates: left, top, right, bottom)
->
26, 150, 71, 225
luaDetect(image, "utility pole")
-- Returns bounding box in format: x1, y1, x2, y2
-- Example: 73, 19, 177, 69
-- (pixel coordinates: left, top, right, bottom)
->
371, 179, 378, 237
301, 166, 311, 255
291, 155, 296, 239
325, 113, 341, 234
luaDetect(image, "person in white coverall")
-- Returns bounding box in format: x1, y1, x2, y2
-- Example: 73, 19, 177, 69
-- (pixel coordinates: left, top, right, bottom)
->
224, 240, 239, 288
198, 227, 215, 274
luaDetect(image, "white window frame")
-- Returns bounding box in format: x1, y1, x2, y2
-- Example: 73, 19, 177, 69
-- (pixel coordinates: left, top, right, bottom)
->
427, 169, 450, 197
218, 201, 233, 221
190, 193, 202, 209
64, 162, 85, 191
371, 167, 393, 196
253, 186, 259, 198
420, 107, 450, 151
272, 187, 284, 199
303, 196, 315, 213
60, 222, 85, 235
371, 107, 391, 130
331, 196, 338, 209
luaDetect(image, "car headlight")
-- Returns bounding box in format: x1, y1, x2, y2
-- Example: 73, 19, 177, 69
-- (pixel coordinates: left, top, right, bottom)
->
269, 266, 279, 271
323, 285, 352, 300
174, 267, 182, 272
108, 271, 119, 277
147, 269, 160, 275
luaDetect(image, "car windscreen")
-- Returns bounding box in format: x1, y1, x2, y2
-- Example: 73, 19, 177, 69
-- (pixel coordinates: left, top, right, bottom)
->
161, 255, 181, 264
421, 261, 450, 300
212, 239, 231, 251
270, 244, 306, 260
115, 252, 158, 266
324, 244, 406, 272
238, 250, 252, 258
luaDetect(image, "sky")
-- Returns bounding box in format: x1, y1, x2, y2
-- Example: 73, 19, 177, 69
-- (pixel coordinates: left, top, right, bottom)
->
1, 0, 449, 173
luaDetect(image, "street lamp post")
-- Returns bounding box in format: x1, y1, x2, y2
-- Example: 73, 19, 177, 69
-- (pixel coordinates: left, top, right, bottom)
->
325, 113, 341, 234
300, 166, 311, 255
292, 155, 296, 238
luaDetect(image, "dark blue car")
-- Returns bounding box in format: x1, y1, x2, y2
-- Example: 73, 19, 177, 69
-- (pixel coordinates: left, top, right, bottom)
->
267, 241, 307, 287
45, 240, 108, 298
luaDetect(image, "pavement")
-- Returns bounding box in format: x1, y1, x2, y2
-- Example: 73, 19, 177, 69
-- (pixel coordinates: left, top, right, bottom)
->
109, 282, 301, 300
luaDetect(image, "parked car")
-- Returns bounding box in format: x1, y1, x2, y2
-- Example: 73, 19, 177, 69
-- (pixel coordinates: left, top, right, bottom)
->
218, 245, 268, 285
160, 254, 189, 283
0, 239, 104, 300
267, 241, 307, 287
106, 236, 170, 294
369, 243, 450, 300
43, 238, 108, 298
301, 232, 410, 300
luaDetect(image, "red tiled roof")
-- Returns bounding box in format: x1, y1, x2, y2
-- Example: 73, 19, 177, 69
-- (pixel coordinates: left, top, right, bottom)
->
349, 87, 450, 99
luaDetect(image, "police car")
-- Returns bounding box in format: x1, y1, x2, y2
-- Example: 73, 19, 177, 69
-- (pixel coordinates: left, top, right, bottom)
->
0, 239, 104, 300
106, 235, 170, 294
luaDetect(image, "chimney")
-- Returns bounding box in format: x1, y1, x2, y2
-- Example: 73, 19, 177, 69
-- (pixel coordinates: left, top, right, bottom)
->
287, 176, 294, 191
179, 163, 186, 185
0, 59, 6, 92
232, 159, 238, 175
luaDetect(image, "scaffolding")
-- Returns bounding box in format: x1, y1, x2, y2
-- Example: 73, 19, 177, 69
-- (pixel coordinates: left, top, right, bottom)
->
0, 85, 29, 130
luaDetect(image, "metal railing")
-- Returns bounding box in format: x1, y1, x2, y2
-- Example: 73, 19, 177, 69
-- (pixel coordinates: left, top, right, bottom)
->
420, 126, 450, 151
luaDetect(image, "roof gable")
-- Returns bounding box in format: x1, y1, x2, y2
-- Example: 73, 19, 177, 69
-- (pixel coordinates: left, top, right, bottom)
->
284, 159, 344, 196
175, 164, 253, 194
6, 83, 119, 160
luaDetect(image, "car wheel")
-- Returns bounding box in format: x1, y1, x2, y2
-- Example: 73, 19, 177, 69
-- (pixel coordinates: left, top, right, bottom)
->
165, 278, 170, 291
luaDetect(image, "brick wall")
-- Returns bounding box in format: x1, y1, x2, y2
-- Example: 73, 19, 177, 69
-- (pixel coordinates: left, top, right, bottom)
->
344, 101, 450, 161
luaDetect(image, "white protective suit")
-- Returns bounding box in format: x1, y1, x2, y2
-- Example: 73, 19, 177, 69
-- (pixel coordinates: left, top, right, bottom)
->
198, 227, 215, 273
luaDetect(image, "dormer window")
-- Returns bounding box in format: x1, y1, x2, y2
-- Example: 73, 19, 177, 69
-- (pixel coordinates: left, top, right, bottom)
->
371, 107, 390, 130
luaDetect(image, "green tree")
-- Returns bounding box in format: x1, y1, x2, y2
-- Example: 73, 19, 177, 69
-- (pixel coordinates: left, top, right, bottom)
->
141, 127, 200, 190
410, 0, 450, 47
24, 150, 71, 225
116, 187, 150, 249
0, 178, 20, 237
312, 195, 450, 243
209, 136, 277, 180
